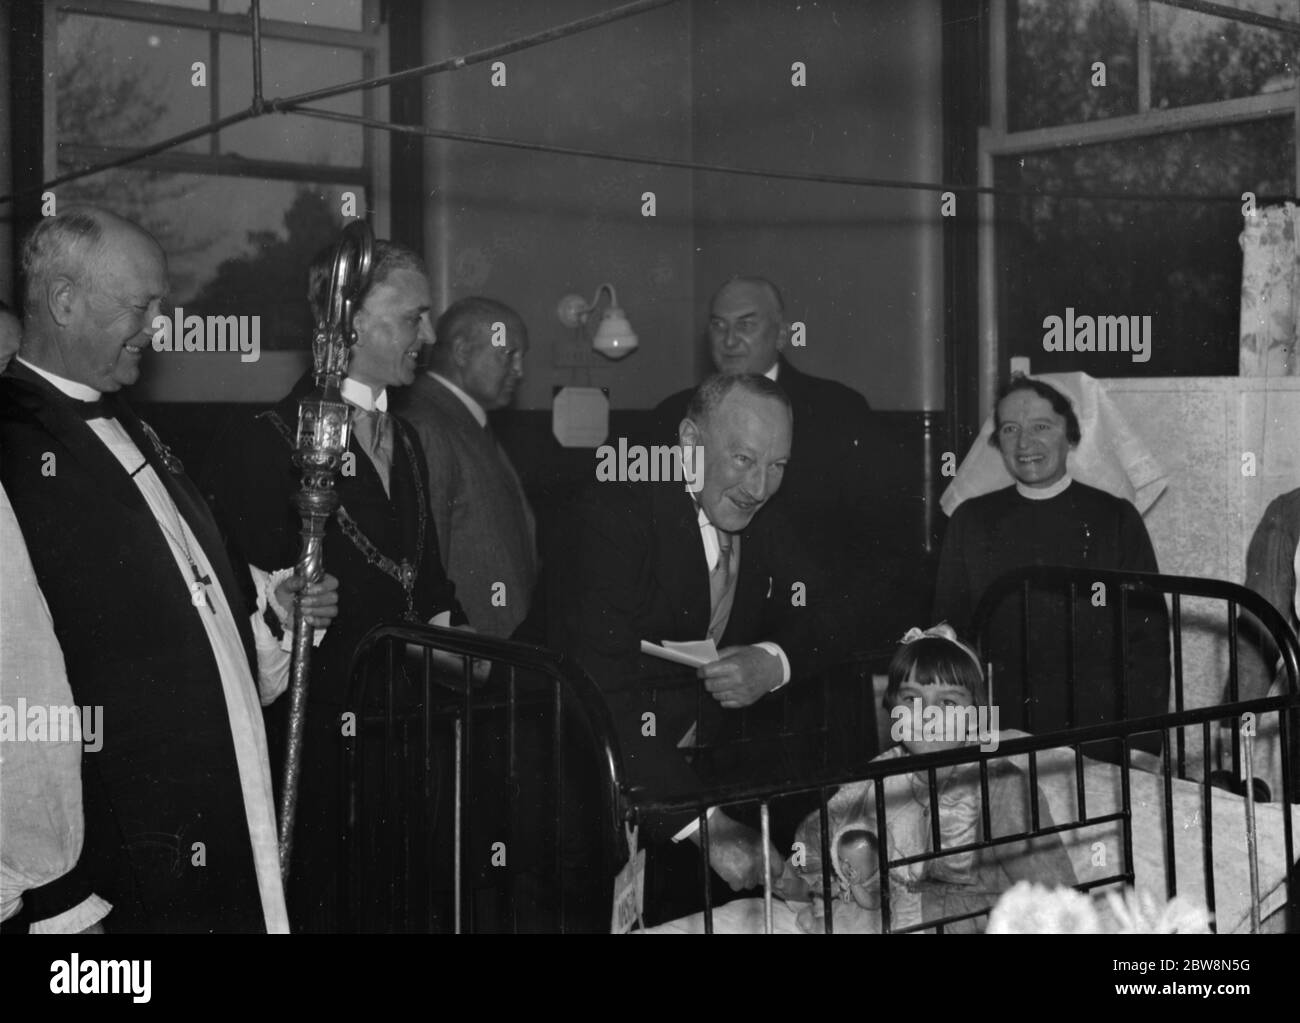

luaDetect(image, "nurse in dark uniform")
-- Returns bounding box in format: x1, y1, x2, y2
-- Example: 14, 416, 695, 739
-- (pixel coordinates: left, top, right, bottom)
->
933, 376, 1170, 755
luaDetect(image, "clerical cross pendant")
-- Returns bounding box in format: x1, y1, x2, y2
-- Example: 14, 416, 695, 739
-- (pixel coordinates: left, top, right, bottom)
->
189, 564, 215, 612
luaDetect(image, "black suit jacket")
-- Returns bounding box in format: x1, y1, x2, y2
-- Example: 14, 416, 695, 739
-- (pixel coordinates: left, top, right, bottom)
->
199, 373, 464, 930
0, 363, 265, 932
200, 372, 464, 709
651, 358, 881, 637
547, 478, 853, 839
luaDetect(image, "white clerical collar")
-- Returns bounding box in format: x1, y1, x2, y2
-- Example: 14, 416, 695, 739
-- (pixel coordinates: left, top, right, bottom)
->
18, 357, 102, 401
341, 376, 387, 413
1016, 474, 1073, 500
428, 371, 487, 428
764, 361, 780, 382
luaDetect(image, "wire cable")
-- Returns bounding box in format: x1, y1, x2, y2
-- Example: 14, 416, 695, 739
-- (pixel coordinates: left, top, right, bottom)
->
3, 0, 1293, 209
0, 0, 681, 206
288, 104, 1287, 206
264, 0, 681, 111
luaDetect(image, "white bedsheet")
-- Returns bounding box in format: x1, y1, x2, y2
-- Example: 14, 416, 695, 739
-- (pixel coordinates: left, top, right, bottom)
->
645, 734, 1299, 934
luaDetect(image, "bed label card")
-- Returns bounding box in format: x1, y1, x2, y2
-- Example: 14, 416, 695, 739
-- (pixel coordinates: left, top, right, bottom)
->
611, 826, 646, 934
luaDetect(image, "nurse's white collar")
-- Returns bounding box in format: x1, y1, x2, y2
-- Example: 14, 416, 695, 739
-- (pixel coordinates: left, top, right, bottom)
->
1015, 474, 1073, 500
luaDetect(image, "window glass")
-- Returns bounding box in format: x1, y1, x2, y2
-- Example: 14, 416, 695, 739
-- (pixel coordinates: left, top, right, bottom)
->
218, 0, 365, 31
1151, 0, 1299, 109
217, 38, 365, 164
1008, 0, 1140, 131
131, 1, 211, 10
53, 168, 359, 350
57, 13, 212, 154
994, 118, 1294, 377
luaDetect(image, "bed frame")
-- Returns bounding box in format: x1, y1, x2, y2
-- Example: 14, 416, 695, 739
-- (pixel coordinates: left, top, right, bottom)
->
335, 568, 1300, 933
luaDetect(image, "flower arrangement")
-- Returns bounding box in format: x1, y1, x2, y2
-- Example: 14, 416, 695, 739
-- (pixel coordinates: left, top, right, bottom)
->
986, 881, 1213, 934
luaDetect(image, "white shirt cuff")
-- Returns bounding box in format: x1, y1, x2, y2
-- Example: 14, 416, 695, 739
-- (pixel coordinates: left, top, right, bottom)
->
672, 806, 718, 843
429, 610, 452, 628
255, 566, 328, 654
29, 894, 113, 934
250, 615, 292, 706
249, 565, 327, 705
754, 641, 791, 691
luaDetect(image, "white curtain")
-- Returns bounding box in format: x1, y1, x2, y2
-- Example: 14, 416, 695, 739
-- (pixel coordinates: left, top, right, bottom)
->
1240, 202, 1300, 377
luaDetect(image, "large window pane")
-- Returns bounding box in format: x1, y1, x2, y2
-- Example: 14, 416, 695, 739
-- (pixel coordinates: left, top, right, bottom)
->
218, 0, 364, 31
1008, 0, 1140, 131
132, 1, 211, 10
1151, 0, 1299, 108
57, 13, 212, 154
52, 167, 360, 350
217, 38, 364, 164
994, 119, 1293, 377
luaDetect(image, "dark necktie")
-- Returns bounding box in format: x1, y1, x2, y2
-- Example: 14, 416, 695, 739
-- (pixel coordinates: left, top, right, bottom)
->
352, 407, 393, 497
708, 528, 738, 644
70, 395, 117, 421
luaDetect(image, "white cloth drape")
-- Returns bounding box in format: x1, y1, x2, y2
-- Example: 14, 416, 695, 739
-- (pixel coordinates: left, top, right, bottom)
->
1240, 203, 1300, 377
939, 372, 1167, 518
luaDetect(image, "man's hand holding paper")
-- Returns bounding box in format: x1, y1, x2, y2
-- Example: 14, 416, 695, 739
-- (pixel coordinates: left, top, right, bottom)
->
698, 644, 786, 708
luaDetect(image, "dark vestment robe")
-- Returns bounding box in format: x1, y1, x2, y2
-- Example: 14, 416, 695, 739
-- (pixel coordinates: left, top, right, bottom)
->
1, 364, 265, 932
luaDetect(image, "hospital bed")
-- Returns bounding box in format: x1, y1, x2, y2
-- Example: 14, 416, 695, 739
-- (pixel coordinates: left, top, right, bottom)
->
335, 568, 1299, 934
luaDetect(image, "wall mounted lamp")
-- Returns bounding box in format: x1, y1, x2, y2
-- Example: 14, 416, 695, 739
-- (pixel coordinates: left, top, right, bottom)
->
556, 283, 639, 360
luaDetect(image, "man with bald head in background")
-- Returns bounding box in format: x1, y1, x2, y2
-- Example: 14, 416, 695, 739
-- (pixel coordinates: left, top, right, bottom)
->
0, 207, 338, 932
391, 296, 537, 639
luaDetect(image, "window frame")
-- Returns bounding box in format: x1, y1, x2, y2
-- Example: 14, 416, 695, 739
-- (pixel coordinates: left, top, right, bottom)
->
43, 0, 391, 238
977, 0, 1300, 417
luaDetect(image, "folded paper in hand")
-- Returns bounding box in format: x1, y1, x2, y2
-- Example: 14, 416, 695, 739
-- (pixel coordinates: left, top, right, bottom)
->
639, 638, 719, 667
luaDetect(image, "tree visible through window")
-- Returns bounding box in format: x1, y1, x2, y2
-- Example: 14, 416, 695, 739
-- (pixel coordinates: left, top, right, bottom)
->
50, 4, 374, 351
995, 1, 1299, 377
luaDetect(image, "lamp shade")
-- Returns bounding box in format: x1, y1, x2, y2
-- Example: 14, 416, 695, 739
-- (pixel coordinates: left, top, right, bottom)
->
592, 306, 639, 359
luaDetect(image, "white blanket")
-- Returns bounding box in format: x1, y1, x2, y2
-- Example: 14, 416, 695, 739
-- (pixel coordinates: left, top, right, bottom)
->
646, 736, 1298, 934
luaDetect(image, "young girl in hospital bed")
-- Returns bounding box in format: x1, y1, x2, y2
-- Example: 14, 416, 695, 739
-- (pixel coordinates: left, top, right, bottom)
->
774, 625, 1078, 933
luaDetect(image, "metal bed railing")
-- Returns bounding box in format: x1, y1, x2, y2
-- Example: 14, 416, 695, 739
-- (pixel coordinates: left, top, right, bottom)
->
637, 694, 1298, 933
335, 625, 628, 933
635, 568, 1300, 933
334, 626, 878, 932
336, 569, 1300, 933
968, 567, 1300, 787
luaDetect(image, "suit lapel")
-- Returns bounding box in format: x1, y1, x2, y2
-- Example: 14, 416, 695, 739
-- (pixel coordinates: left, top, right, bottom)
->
422, 376, 537, 563
386, 418, 422, 568
723, 524, 769, 647
653, 484, 711, 636
775, 356, 807, 397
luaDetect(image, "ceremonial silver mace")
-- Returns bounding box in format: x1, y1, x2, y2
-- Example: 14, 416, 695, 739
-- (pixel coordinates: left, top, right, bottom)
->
278, 220, 373, 880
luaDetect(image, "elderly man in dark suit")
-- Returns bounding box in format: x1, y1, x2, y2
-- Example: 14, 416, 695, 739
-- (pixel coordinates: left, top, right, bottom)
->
654, 277, 877, 609
391, 297, 537, 639
201, 239, 467, 932
0, 207, 337, 932
550, 373, 855, 919
652, 277, 880, 770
